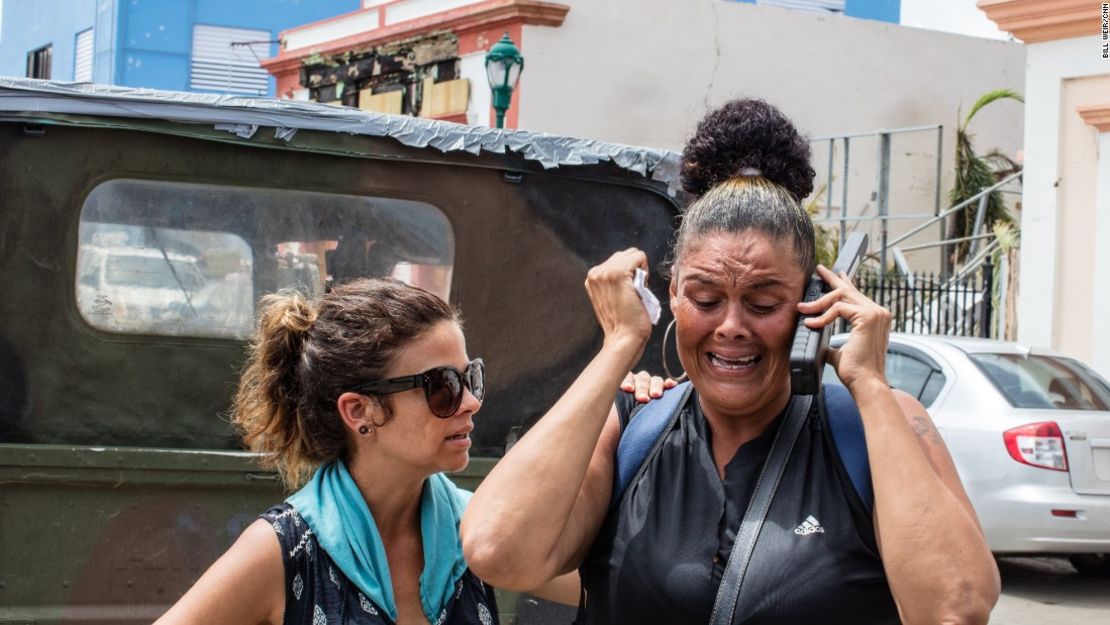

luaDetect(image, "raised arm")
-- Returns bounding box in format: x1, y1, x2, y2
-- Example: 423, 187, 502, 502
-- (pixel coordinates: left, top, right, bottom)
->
461, 249, 653, 590
800, 265, 999, 625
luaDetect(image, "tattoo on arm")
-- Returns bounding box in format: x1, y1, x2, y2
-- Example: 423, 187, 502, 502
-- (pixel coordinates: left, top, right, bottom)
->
911, 415, 945, 446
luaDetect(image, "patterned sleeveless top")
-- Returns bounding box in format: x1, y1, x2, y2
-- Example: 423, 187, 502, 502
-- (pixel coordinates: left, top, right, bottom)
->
262, 503, 499, 625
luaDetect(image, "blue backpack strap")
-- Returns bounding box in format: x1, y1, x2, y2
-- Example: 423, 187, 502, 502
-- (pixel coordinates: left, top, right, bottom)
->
613, 381, 693, 504
822, 383, 874, 512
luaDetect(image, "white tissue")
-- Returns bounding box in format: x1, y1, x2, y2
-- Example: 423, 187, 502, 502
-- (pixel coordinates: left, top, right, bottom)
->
633, 268, 661, 325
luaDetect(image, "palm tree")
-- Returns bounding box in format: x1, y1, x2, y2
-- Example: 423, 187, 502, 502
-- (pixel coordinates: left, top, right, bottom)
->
947, 89, 1023, 267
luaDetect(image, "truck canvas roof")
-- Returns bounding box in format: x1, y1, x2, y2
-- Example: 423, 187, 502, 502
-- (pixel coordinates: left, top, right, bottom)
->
0, 77, 681, 193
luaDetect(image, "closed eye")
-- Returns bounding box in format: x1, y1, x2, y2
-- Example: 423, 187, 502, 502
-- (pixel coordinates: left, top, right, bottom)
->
747, 302, 780, 314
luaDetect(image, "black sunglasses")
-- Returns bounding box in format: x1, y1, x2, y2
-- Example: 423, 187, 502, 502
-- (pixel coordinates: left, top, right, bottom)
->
351, 358, 485, 418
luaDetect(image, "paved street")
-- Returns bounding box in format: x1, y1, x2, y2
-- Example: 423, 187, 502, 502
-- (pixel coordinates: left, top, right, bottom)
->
991, 557, 1110, 624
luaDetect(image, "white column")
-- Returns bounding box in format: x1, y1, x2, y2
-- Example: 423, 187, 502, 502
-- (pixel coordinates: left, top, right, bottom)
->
1016, 42, 1064, 349
1092, 131, 1110, 379
1015, 37, 1107, 350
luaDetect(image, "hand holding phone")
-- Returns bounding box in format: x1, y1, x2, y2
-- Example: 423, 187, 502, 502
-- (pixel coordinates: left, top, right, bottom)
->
789, 233, 868, 395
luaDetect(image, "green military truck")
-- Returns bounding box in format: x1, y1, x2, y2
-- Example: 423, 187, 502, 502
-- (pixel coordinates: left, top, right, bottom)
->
0, 79, 682, 624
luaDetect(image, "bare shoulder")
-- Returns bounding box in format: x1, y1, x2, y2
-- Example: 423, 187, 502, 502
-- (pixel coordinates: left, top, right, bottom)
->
154, 517, 284, 625
234, 517, 287, 568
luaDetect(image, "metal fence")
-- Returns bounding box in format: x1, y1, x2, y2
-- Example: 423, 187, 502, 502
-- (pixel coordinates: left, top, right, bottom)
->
858, 258, 996, 339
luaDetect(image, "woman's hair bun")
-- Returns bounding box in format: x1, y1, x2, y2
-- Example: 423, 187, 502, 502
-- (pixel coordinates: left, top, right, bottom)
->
256, 290, 317, 361
680, 98, 815, 202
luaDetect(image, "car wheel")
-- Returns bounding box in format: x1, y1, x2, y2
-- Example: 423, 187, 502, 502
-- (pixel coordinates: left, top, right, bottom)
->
1069, 554, 1110, 578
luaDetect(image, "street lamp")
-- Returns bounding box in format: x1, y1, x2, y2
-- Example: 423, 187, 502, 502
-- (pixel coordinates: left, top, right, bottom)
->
485, 33, 523, 129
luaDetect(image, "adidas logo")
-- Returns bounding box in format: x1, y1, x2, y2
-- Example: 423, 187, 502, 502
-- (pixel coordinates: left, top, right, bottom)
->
794, 515, 825, 536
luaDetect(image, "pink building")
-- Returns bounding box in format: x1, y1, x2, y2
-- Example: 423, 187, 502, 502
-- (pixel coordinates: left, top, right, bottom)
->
261, 0, 569, 128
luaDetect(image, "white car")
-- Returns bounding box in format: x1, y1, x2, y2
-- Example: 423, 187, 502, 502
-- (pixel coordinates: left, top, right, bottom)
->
76, 245, 206, 330
828, 333, 1110, 577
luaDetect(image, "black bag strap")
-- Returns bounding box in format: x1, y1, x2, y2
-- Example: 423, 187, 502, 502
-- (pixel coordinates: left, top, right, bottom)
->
708, 394, 813, 625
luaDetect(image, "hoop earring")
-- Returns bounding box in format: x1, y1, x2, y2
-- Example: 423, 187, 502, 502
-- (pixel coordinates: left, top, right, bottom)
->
358, 425, 371, 435
662, 319, 688, 382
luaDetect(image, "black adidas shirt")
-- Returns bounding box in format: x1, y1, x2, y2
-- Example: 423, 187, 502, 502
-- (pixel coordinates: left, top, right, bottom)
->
580, 390, 899, 625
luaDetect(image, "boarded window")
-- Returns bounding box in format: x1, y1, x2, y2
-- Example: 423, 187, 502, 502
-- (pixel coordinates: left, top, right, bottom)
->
74, 29, 93, 82
26, 44, 51, 79
77, 179, 454, 340
190, 25, 271, 95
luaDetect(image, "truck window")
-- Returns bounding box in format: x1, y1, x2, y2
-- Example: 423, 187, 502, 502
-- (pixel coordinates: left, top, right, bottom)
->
77, 179, 453, 340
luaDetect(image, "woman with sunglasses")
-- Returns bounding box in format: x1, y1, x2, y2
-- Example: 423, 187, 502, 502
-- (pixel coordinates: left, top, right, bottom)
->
155, 278, 602, 625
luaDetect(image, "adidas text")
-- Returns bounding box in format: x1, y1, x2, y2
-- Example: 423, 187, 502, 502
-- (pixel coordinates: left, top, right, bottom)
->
794, 515, 825, 536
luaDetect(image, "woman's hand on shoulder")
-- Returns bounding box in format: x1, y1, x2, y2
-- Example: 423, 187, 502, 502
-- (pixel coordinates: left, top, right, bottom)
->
585, 249, 653, 356
154, 518, 284, 625
796, 264, 891, 390
620, 370, 678, 403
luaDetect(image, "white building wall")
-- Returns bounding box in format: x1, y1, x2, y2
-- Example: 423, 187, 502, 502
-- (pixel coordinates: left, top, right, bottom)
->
460, 50, 490, 126
386, 0, 483, 25
520, 1, 1023, 152
519, 0, 1024, 272
284, 11, 380, 52
1018, 35, 1106, 351
1093, 131, 1110, 379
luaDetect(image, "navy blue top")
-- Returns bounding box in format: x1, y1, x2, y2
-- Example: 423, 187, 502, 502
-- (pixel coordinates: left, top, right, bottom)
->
262, 503, 498, 625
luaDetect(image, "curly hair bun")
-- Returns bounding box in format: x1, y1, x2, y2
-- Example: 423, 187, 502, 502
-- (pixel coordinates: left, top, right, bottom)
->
680, 98, 815, 202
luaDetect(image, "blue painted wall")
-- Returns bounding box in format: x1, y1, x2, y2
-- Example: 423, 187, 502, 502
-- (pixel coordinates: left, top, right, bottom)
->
846, 0, 900, 23
0, 0, 359, 93
726, 0, 900, 24
0, 0, 98, 81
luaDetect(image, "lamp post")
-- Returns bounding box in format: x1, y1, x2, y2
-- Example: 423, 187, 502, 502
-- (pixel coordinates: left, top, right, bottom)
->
485, 33, 523, 129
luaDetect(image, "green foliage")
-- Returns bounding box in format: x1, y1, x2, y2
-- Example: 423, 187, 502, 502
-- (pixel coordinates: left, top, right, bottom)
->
948, 89, 1023, 265
992, 220, 1019, 253
803, 181, 839, 269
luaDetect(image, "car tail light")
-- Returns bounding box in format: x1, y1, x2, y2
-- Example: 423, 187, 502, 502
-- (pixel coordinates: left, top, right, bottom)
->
1003, 422, 1069, 472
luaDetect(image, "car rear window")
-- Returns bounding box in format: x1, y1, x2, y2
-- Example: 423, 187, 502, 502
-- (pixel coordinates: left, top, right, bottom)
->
969, 353, 1110, 411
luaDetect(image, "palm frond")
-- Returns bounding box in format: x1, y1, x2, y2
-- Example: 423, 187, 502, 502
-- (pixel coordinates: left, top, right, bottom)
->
963, 89, 1024, 129
947, 89, 1023, 265
982, 149, 1020, 175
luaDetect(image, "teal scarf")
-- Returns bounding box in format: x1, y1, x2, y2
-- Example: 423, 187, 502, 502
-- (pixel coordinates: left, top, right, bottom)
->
287, 460, 471, 623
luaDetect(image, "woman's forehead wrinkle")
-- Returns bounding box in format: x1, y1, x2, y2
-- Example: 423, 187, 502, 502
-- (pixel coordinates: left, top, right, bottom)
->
684, 257, 785, 292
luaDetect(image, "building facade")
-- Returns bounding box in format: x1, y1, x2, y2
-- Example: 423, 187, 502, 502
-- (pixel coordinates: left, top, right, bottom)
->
0, 0, 359, 95
262, 0, 1023, 280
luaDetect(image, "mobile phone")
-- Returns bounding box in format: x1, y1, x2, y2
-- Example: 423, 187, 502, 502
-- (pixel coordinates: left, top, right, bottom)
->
789, 232, 869, 395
